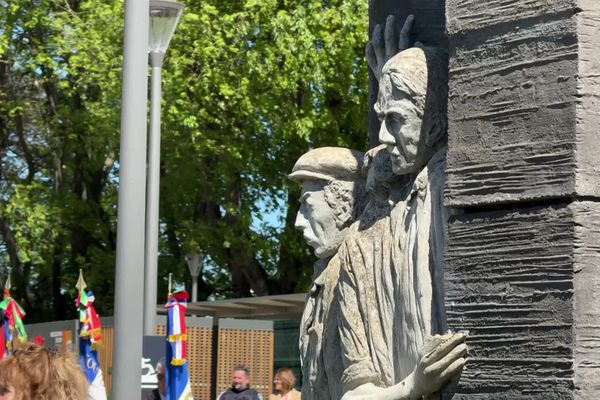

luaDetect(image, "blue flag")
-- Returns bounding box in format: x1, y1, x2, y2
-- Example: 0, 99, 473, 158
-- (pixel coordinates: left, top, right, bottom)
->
79, 337, 107, 400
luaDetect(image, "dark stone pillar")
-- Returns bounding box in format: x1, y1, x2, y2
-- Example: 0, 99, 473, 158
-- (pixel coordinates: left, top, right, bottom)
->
444, 1, 600, 398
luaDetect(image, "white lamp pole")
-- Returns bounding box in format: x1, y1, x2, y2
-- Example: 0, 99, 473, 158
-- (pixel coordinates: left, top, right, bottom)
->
112, 0, 149, 396
185, 253, 204, 303
144, 0, 184, 336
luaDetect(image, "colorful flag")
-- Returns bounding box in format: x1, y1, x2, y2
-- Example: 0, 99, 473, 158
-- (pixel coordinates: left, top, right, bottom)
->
0, 275, 27, 356
165, 283, 193, 400
76, 270, 107, 400
0, 313, 8, 360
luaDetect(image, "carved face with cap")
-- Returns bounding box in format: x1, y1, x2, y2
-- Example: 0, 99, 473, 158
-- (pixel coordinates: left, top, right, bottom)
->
375, 46, 448, 175
289, 147, 365, 259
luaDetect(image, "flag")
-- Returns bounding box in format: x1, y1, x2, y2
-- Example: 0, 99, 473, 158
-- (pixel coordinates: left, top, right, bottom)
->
165, 289, 193, 400
76, 270, 107, 400
0, 275, 27, 356
0, 313, 7, 360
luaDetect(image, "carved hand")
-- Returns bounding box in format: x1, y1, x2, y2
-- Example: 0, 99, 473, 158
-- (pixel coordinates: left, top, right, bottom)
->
366, 14, 417, 81
406, 331, 468, 398
340, 332, 467, 400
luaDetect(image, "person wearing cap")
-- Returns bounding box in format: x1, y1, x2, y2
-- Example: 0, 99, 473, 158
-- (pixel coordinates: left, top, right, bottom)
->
289, 146, 366, 400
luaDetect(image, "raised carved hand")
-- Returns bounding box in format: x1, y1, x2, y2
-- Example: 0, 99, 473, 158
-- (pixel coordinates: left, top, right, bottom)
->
407, 331, 468, 398
341, 331, 467, 400
366, 14, 419, 81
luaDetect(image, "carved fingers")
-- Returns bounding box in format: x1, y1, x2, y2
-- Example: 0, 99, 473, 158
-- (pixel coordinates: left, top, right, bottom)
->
398, 14, 414, 52
422, 331, 467, 363
366, 23, 384, 81
366, 14, 417, 81
411, 332, 468, 397
423, 342, 467, 380
384, 15, 399, 59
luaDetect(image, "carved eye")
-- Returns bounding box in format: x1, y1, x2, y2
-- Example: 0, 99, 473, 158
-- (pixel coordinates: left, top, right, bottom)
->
385, 114, 404, 133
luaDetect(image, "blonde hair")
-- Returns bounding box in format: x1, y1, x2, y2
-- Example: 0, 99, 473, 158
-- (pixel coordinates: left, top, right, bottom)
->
0, 343, 88, 400
275, 367, 296, 393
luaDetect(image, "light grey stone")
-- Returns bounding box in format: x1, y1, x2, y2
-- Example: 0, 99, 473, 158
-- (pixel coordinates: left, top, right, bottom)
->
290, 44, 468, 398
368, 0, 447, 146
336, 46, 467, 400
289, 147, 366, 400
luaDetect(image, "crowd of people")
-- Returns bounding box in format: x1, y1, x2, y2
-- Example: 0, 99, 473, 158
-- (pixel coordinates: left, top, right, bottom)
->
0, 342, 301, 400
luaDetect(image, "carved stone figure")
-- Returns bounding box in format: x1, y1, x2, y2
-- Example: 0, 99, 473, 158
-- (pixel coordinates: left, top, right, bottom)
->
336, 38, 466, 400
289, 147, 366, 400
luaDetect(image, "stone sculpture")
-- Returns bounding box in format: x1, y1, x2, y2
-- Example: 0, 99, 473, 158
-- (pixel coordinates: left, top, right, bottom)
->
291, 15, 468, 400
337, 45, 466, 400
289, 147, 366, 400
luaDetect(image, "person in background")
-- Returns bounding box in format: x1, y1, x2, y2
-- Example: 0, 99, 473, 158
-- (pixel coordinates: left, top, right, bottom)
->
0, 343, 87, 400
217, 365, 261, 400
269, 368, 300, 400
146, 359, 166, 400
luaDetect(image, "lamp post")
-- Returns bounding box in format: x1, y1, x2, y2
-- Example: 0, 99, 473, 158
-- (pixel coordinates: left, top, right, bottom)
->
112, 0, 149, 397
144, 0, 184, 336
185, 253, 204, 303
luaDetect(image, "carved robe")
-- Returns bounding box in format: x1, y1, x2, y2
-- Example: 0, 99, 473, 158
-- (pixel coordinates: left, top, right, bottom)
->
337, 149, 448, 394
300, 255, 345, 400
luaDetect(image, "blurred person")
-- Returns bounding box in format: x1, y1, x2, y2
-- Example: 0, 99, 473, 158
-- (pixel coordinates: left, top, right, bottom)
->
217, 365, 260, 400
145, 359, 166, 400
0, 343, 87, 400
269, 368, 300, 400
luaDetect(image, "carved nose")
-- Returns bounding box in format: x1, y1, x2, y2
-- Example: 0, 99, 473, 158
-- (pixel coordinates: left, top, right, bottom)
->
378, 122, 395, 145
294, 212, 307, 231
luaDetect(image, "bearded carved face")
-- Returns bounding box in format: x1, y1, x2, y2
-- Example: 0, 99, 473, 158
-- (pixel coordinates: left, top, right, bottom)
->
375, 47, 448, 176
376, 80, 425, 175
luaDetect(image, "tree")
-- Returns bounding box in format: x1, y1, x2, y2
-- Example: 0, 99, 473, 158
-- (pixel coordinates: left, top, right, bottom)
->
0, 0, 369, 321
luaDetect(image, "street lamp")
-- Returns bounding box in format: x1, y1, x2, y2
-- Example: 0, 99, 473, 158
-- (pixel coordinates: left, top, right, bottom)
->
185, 253, 204, 303
112, 0, 149, 396
144, 0, 184, 336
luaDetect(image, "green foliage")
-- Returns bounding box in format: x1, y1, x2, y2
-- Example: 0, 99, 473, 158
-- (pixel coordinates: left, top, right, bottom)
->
0, 0, 369, 321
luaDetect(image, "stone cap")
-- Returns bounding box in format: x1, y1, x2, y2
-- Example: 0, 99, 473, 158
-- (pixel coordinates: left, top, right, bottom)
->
289, 147, 365, 182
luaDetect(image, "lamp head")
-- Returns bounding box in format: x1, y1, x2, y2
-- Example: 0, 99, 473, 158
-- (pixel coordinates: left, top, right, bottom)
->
149, 0, 184, 65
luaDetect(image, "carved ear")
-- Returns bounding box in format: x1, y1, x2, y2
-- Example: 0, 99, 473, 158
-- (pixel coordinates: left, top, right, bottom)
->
336, 202, 354, 229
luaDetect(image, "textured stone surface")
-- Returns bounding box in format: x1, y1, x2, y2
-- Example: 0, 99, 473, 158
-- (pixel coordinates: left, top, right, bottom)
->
575, 1, 600, 196
572, 201, 600, 398
443, 201, 600, 399
445, 0, 600, 206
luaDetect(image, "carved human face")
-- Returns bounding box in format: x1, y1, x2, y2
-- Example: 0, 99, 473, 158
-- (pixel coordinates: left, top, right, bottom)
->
376, 76, 425, 175
295, 180, 347, 259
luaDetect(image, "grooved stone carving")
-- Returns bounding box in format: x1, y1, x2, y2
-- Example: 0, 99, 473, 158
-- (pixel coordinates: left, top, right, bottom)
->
443, 0, 600, 398
445, 0, 600, 206
444, 202, 600, 399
